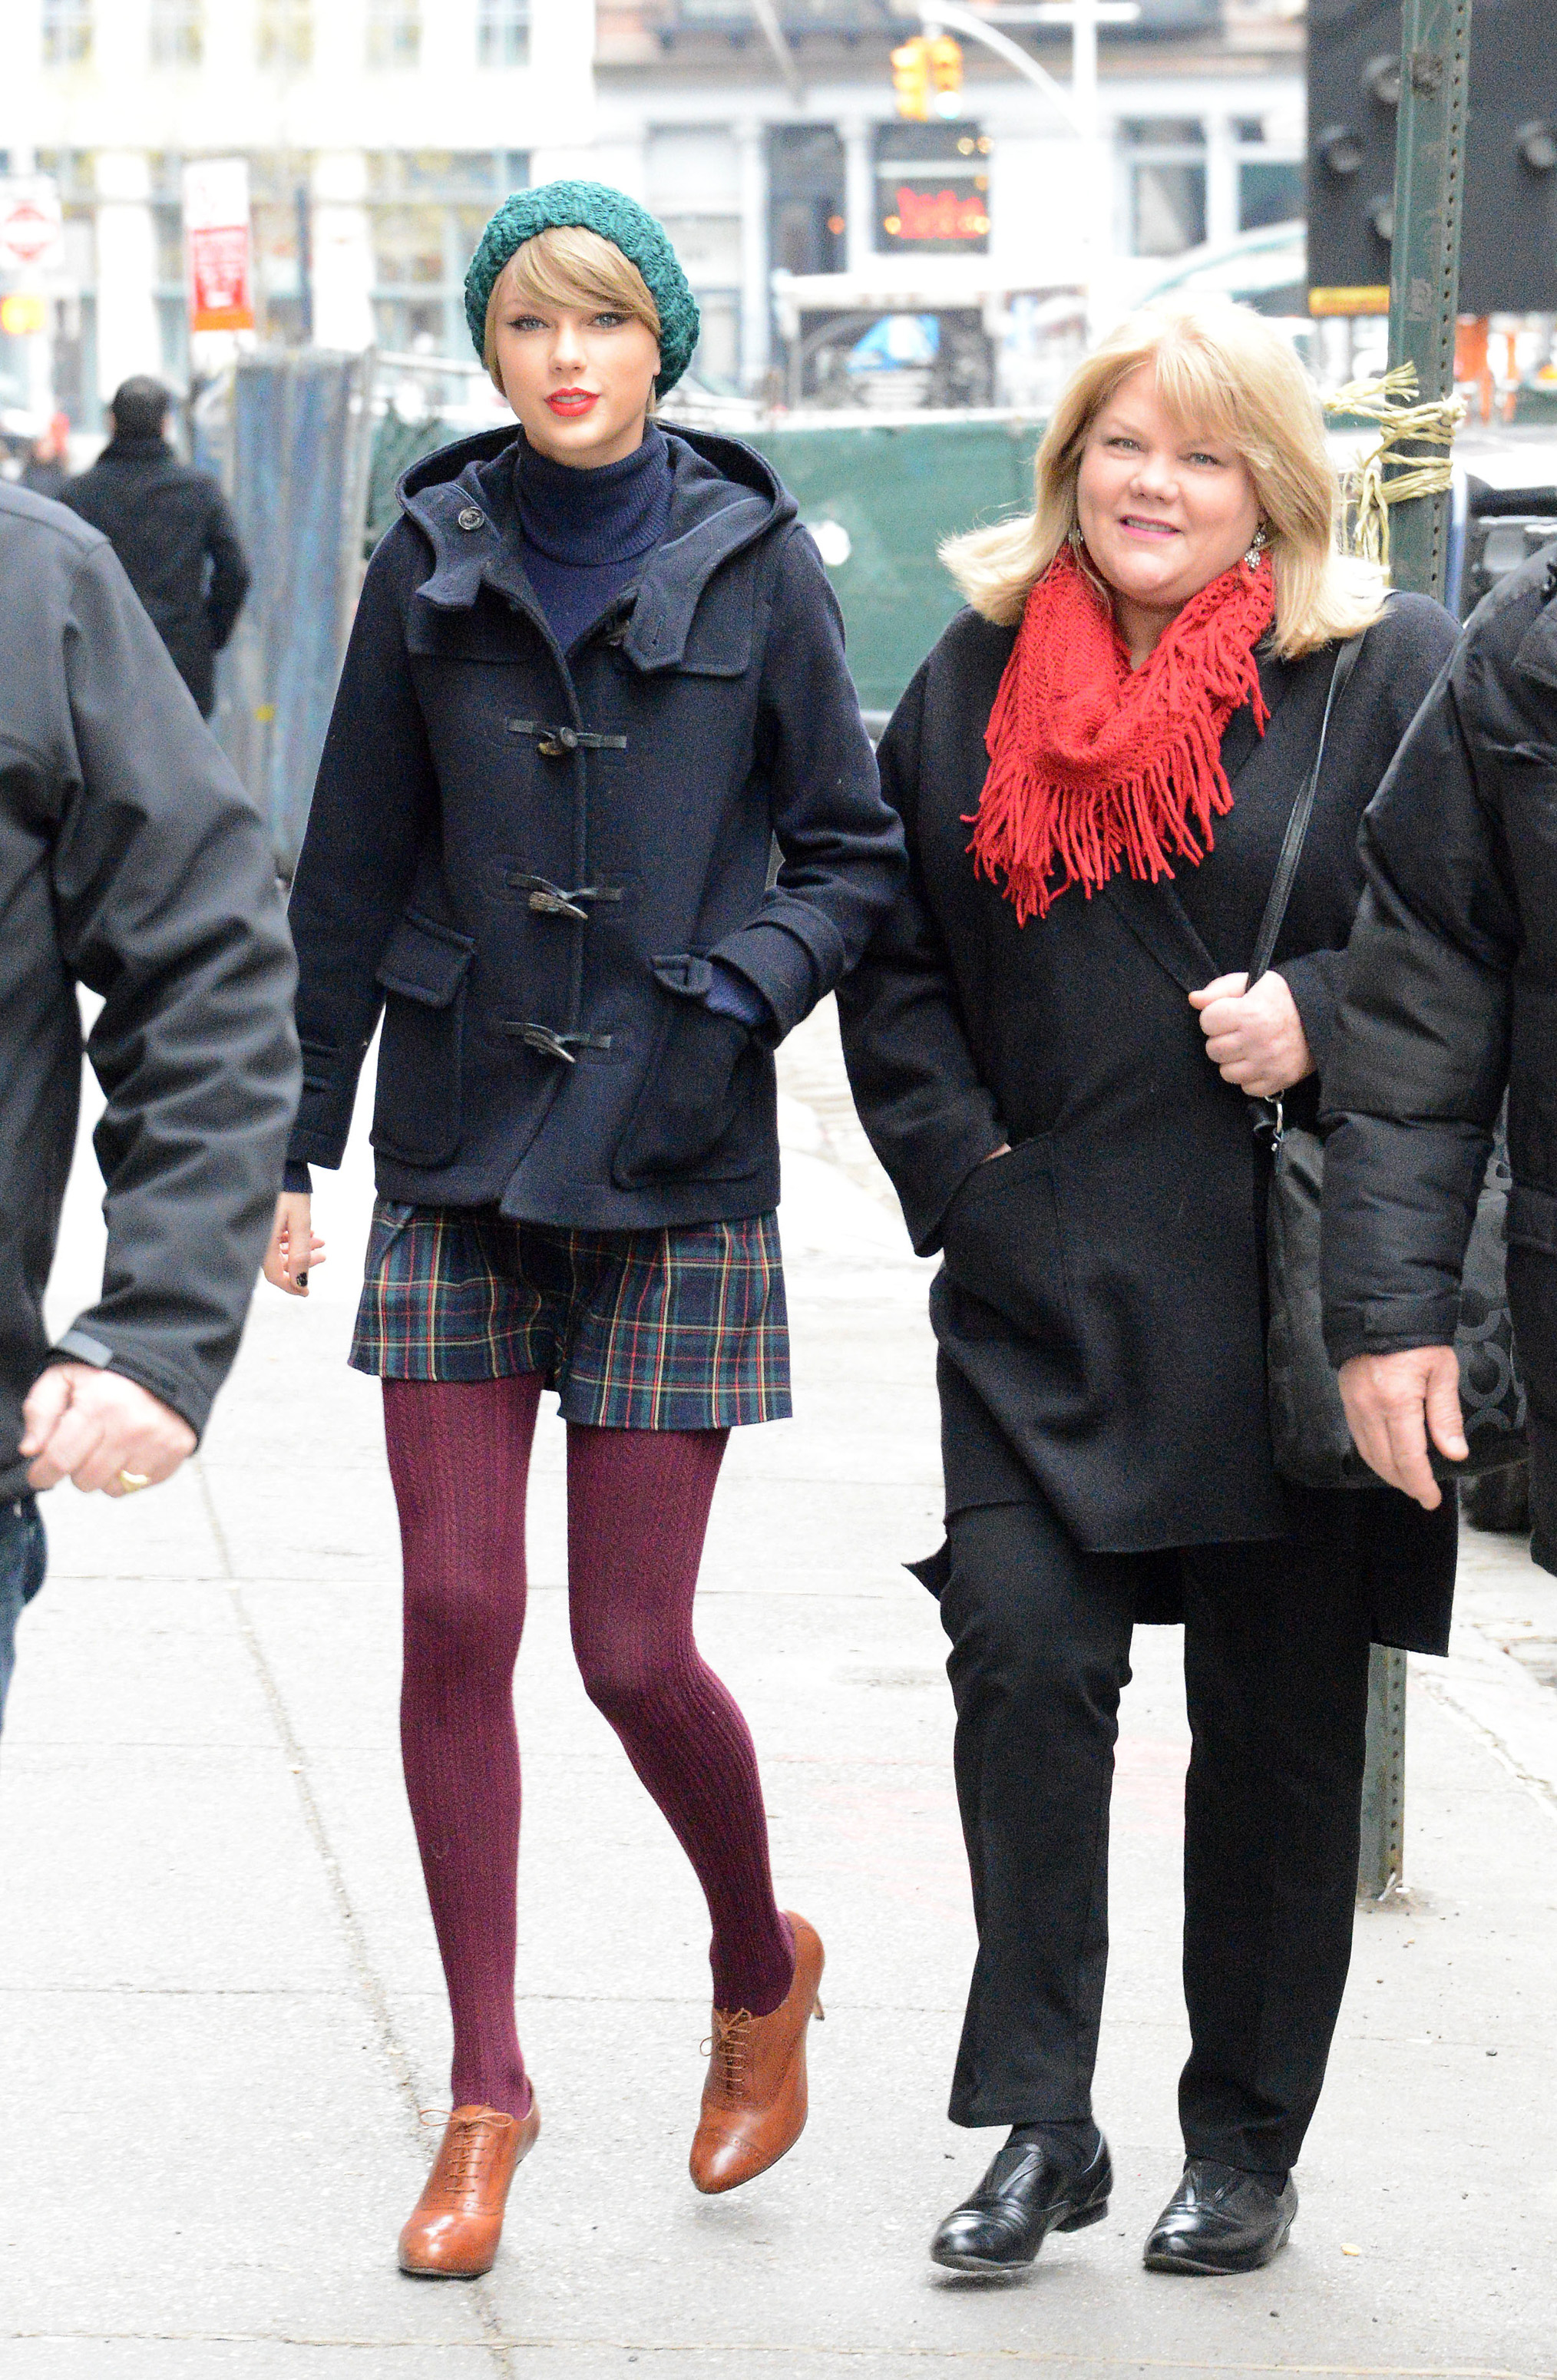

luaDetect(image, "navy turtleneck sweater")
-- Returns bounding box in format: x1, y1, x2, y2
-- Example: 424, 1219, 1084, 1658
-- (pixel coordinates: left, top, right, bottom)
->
511, 423, 769, 1035
513, 424, 673, 657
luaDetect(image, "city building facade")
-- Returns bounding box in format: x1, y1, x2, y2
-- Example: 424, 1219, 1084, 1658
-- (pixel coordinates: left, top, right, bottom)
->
0, 0, 1302, 428
592, 2, 1302, 408
0, 0, 593, 423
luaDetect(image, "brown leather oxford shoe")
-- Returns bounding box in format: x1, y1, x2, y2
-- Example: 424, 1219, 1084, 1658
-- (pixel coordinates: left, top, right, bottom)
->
398, 2097, 540, 2278
689, 1912, 825, 2195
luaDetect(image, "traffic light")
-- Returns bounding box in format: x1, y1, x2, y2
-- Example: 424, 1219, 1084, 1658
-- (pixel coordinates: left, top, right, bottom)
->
1308, 0, 1557, 313
927, 33, 964, 117
891, 35, 931, 122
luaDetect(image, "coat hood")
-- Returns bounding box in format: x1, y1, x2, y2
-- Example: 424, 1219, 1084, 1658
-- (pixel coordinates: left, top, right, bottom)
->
397, 421, 797, 673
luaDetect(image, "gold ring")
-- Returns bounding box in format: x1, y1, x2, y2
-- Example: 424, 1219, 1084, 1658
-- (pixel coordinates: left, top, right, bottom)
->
116, 1469, 150, 1494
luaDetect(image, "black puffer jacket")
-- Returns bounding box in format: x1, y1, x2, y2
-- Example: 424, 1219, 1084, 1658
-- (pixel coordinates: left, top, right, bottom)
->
0, 485, 299, 1496
1322, 540, 1557, 1565
62, 437, 250, 716
286, 423, 905, 1230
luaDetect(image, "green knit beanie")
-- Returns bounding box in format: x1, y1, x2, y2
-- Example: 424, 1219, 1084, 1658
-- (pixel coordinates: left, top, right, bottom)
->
464, 180, 701, 397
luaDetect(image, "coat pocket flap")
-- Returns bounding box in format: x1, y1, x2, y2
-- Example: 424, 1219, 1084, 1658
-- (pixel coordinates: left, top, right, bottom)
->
675, 620, 752, 678
375, 914, 474, 1008
1507, 1182, 1557, 1255
650, 953, 714, 1000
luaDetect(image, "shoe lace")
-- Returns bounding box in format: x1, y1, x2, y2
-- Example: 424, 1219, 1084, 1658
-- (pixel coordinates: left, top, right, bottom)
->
702, 2008, 755, 2104
420, 2106, 515, 2200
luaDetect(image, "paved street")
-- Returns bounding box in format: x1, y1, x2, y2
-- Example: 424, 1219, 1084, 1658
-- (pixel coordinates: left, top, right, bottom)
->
4, 1000, 1556, 2378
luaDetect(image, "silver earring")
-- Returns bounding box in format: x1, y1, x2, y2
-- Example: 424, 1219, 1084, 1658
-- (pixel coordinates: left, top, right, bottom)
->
1244, 524, 1268, 570
1068, 522, 1085, 554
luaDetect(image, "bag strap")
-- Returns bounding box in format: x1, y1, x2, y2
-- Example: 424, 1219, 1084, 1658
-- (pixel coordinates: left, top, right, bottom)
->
1246, 621, 1370, 990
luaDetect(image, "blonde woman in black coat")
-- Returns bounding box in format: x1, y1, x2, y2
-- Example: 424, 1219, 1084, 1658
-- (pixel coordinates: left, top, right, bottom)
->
838, 302, 1459, 2279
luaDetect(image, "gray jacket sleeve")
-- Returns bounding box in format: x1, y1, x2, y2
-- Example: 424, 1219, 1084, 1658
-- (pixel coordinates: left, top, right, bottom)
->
47, 541, 299, 1436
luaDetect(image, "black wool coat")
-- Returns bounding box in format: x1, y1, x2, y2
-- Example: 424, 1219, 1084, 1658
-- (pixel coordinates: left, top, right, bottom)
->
61, 438, 250, 716
837, 592, 1461, 1650
286, 424, 906, 1228
1323, 540, 1557, 1570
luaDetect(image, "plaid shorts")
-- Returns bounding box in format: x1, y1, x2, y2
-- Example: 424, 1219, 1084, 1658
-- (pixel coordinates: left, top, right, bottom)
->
349, 1200, 790, 1430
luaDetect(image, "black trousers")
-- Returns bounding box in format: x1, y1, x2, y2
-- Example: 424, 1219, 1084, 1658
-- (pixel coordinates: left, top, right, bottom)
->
940, 1492, 1374, 2176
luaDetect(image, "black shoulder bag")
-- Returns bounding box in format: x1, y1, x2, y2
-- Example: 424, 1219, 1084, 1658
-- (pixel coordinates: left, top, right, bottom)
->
1250, 632, 1526, 1489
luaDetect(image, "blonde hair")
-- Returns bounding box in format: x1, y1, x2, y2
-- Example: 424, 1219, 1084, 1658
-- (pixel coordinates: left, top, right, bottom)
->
943, 300, 1386, 662
482, 223, 662, 396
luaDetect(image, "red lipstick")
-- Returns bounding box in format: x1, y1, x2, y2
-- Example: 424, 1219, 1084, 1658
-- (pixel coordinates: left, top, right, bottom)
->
546, 387, 599, 417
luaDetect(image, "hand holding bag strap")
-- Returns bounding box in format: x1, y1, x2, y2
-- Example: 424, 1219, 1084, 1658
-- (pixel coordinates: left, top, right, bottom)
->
1246, 623, 1370, 993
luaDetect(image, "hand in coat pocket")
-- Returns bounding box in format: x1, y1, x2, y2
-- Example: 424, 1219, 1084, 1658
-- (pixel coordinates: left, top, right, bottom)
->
617, 1002, 756, 1184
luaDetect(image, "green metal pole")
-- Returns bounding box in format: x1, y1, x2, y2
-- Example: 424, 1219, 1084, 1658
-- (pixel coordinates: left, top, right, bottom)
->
1385, 0, 1473, 598
1355, 0, 1473, 1902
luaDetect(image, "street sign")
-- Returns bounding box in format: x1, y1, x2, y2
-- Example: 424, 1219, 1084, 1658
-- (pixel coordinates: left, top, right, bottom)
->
183, 157, 255, 334
0, 179, 64, 277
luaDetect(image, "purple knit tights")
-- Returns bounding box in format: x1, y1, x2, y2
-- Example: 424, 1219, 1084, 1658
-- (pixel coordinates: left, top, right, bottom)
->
382, 1375, 794, 2121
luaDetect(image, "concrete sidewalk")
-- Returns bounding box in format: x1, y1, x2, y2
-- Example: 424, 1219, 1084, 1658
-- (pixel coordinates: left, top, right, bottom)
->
3, 1001, 1555, 2378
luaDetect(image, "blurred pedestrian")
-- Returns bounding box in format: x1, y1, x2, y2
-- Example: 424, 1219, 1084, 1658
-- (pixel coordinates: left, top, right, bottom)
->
838, 302, 1459, 2280
20, 411, 71, 501
0, 479, 298, 1736
61, 376, 250, 718
1323, 540, 1557, 1547
263, 183, 904, 2277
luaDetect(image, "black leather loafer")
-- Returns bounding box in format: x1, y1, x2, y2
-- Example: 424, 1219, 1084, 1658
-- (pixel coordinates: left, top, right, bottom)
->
1143, 2157, 1297, 2275
931, 2134, 1112, 2275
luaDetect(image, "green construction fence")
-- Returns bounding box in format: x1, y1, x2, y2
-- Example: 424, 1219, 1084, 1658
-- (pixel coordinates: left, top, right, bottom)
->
369, 408, 1046, 720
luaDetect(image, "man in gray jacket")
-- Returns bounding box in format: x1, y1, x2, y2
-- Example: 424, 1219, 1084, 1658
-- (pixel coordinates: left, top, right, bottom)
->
0, 481, 299, 1730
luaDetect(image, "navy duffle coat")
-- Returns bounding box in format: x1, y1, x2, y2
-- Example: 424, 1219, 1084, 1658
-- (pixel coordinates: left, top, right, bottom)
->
286, 422, 906, 1228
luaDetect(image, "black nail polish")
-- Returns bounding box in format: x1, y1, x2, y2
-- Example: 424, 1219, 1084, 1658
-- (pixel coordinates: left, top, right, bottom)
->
296, 1271, 308, 1288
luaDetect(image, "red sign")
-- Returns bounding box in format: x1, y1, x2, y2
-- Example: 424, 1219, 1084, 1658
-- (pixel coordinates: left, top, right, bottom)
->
886, 184, 990, 244
2, 203, 56, 263
189, 223, 253, 330
0, 180, 64, 274
183, 160, 254, 333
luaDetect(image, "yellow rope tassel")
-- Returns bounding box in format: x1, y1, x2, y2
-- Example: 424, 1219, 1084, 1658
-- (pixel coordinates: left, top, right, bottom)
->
1324, 363, 1466, 574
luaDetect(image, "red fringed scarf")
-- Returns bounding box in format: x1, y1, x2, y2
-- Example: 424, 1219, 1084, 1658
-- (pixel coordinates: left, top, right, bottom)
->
968, 540, 1275, 924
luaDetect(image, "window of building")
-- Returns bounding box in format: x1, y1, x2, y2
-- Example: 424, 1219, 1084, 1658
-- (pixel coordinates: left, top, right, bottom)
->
150, 0, 201, 66
1119, 118, 1206, 257
41, 0, 93, 67
646, 125, 742, 388
768, 126, 846, 277
873, 123, 990, 256
256, 0, 312, 70
1238, 158, 1303, 232
675, 1, 898, 21
146, 154, 190, 382
19, 153, 93, 425
477, 0, 530, 68
368, 0, 419, 68
245, 152, 313, 347
368, 151, 529, 355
